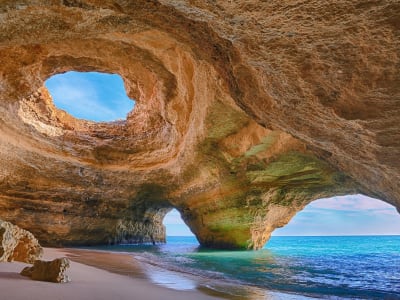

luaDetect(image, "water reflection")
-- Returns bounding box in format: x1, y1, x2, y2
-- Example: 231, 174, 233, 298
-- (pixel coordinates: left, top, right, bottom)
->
145, 264, 197, 290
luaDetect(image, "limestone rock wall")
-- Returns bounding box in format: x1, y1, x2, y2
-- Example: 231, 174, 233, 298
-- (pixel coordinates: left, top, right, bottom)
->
0, 1, 398, 249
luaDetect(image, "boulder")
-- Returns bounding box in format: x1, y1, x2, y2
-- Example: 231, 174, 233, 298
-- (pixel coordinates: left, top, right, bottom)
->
21, 257, 71, 283
0, 219, 43, 264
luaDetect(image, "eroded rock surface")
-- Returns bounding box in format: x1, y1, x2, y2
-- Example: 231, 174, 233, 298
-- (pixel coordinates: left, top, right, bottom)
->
0, 219, 43, 263
21, 257, 71, 283
0, 1, 398, 249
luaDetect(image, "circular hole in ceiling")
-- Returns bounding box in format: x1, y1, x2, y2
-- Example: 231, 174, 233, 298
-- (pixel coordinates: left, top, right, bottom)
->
45, 71, 135, 122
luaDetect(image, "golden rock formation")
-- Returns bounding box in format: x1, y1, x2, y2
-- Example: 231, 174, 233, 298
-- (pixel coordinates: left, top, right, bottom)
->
21, 257, 71, 283
0, 219, 43, 263
0, 1, 398, 249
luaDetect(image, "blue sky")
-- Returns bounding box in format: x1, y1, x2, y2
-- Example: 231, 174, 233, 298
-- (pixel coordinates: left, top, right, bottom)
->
46, 71, 400, 237
45, 71, 134, 122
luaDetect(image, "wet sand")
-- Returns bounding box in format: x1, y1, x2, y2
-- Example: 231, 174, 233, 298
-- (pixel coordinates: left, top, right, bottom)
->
61, 248, 314, 299
0, 247, 221, 300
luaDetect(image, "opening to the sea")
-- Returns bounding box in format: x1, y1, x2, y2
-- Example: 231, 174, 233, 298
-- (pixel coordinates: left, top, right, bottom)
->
163, 209, 194, 237
272, 194, 400, 236
45, 71, 135, 122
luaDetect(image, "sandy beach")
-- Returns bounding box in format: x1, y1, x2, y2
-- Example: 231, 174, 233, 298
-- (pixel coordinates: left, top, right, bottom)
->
0, 248, 222, 300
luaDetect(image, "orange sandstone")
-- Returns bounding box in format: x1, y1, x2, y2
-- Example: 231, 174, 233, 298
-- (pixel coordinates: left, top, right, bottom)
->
0, 1, 398, 249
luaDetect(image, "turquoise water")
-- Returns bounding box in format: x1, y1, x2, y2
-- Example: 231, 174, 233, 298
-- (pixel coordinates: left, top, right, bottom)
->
90, 236, 400, 299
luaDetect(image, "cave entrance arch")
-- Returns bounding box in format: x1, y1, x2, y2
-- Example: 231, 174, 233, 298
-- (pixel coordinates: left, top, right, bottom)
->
163, 209, 196, 238
45, 71, 135, 122
272, 194, 400, 237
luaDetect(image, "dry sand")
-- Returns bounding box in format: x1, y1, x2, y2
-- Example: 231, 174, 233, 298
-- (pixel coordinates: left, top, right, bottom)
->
0, 248, 222, 300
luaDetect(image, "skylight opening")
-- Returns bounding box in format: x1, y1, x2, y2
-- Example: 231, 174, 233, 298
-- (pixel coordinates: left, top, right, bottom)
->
45, 71, 135, 122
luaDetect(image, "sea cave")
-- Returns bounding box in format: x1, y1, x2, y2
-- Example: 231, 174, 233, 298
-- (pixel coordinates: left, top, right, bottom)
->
0, 1, 399, 299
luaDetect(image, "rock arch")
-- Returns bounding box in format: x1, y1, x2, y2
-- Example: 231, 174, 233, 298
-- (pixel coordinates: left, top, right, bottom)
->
0, 1, 398, 249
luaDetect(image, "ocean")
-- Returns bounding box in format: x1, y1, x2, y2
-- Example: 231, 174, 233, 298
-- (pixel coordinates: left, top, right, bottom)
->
90, 236, 400, 299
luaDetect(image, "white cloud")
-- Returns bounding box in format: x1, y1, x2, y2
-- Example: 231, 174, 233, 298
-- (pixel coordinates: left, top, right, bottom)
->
309, 194, 396, 212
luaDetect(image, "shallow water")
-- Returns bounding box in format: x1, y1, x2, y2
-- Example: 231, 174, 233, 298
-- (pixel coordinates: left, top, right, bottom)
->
88, 236, 400, 299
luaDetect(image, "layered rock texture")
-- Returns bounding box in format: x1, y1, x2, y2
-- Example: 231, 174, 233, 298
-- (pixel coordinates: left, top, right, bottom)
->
21, 257, 71, 283
0, 1, 398, 249
0, 219, 43, 263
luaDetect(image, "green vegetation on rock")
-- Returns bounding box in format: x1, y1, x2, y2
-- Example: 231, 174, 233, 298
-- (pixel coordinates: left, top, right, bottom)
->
206, 100, 248, 139
246, 152, 336, 187
244, 132, 279, 157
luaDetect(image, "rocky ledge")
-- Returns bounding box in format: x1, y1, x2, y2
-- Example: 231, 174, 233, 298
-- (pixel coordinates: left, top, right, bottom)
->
0, 1, 398, 249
